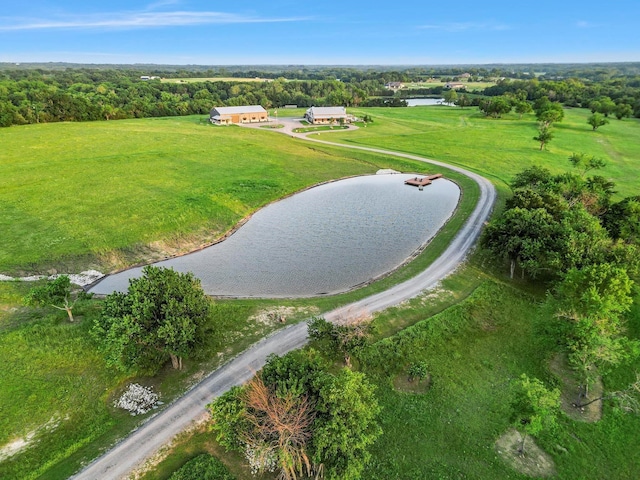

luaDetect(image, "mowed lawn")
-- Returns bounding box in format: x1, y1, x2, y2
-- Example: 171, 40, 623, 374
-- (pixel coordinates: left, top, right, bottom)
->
0, 116, 408, 274
342, 106, 640, 197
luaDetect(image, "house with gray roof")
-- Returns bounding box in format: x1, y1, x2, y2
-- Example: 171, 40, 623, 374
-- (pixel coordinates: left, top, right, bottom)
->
304, 106, 351, 125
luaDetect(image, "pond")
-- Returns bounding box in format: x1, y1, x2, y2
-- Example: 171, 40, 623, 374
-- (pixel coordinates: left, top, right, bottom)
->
406, 98, 446, 107
89, 174, 460, 298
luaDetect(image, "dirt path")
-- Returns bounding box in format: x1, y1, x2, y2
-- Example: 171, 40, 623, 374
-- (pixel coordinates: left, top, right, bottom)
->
71, 129, 496, 480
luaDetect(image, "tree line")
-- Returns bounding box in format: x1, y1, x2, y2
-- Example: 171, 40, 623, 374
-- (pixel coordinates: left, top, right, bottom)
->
0, 69, 391, 127
3, 65, 640, 127
482, 76, 640, 117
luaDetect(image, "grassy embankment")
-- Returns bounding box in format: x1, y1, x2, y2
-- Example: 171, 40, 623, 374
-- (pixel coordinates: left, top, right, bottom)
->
1, 106, 639, 479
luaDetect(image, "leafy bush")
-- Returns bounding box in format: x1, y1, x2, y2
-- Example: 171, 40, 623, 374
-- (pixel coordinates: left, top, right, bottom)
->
407, 361, 429, 383
169, 453, 235, 480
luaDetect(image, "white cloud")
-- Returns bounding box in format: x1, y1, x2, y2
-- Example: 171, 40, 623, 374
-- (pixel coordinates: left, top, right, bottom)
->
418, 21, 511, 32
0, 9, 308, 31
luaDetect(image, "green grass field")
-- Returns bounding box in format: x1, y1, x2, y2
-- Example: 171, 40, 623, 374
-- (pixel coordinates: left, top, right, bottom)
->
1, 105, 639, 479
338, 106, 640, 197
0, 111, 480, 479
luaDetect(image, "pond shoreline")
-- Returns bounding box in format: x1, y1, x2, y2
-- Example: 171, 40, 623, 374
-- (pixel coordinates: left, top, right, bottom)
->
89, 173, 460, 298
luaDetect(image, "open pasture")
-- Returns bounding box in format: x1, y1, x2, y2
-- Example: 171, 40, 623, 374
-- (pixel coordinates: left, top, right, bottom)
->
342, 106, 640, 197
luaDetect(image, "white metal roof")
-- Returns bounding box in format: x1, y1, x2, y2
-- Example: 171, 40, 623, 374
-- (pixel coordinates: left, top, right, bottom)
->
211, 105, 267, 115
307, 106, 347, 117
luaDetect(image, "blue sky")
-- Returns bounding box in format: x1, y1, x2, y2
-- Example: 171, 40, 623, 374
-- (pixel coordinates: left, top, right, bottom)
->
1, 0, 639, 65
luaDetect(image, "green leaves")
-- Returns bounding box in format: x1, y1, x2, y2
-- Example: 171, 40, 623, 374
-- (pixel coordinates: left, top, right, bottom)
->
24, 275, 72, 308
313, 369, 382, 480
510, 374, 560, 444
556, 263, 633, 320
91, 266, 212, 374
408, 361, 429, 383
587, 112, 610, 130
554, 263, 637, 387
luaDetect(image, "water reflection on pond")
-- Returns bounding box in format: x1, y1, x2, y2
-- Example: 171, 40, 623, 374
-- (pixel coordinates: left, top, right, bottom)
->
90, 174, 460, 298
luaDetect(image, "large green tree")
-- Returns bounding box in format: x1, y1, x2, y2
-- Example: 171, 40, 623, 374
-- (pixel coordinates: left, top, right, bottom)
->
534, 97, 564, 126
484, 167, 620, 280
614, 103, 633, 120
443, 88, 458, 105
92, 266, 212, 373
312, 368, 381, 480
308, 316, 372, 367
533, 123, 554, 150
514, 100, 533, 118
481, 207, 561, 279
603, 196, 640, 244
479, 95, 512, 117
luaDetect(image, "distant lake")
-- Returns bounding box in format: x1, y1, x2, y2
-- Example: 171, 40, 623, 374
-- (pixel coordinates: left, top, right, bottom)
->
90, 174, 460, 298
406, 98, 446, 106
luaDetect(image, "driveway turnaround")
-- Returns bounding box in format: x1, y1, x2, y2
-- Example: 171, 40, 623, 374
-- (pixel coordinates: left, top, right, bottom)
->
71, 134, 496, 480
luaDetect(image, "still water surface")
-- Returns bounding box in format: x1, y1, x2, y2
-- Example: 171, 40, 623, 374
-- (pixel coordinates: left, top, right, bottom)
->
90, 174, 460, 298
406, 98, 446, 106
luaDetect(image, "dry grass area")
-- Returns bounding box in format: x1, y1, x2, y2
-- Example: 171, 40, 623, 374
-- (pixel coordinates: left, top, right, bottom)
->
495, 429, 556, 478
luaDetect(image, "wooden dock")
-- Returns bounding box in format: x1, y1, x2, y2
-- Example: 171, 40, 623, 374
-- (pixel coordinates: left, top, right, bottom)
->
404, 173, 443, 188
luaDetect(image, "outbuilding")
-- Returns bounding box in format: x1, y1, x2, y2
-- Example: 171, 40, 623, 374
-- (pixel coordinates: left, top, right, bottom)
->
304, 106, 351, 125
210, 105, 268, 125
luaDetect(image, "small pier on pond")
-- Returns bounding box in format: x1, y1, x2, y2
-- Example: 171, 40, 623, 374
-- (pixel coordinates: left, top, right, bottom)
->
404, 174, 443, 189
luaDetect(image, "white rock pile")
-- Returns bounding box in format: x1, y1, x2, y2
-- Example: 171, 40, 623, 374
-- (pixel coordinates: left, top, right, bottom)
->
114, 383, 159, 416
245, 444, 278, 475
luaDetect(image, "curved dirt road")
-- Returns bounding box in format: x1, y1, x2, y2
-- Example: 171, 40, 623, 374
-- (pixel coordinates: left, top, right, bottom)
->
71, 131, 496, 480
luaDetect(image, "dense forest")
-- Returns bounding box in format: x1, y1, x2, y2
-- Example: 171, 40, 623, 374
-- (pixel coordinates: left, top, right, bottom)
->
1, 63, 640, 127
